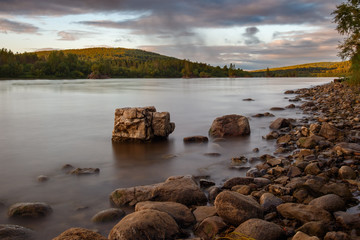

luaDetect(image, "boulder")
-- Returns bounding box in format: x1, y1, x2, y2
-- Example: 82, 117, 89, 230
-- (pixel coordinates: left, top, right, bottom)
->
108, 209, 180, 240
110, 175, 207, 207
53, 228, 108, 240
338, 166, 356, 180
309, 194, 345, 212
193, 206, 217, 223
234, 218, 286, 240
334, 211, 360, 231
304, 163, 321, 175
269, 118, 291, 130
194, 216, 227, 240
8, 202, 52, 218
152, 175, 207, 206
324, 231, 351, 240
277, 203, 332, 223
112, 106, 175, 142
214, 191, 263, 226
319, 122, 344, 141
91, 208, 125, 223
296, 221, 329, 238
135, 201, 195, 227
260, 192, 283, 212
222, 177, 254, 189
0, 224, 35, 240
334, 142, 360, 155
209, 114, 250, 138
292, 231, 320, 240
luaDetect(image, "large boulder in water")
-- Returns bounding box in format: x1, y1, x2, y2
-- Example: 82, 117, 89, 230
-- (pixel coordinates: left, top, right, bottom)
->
8, 202, 52, 218
112, 106, 175, 142
0, 224, 35, 240
209, 114, 250, 138
108, 209, 180, 240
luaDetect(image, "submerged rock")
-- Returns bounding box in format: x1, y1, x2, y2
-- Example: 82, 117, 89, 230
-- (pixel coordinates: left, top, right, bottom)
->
209, 114, 250, 138
0, 224, 35, 240
183, 136, 208, 143
112, 106, 175, 142
8, 202, 52, 218
91, 208, 125, 223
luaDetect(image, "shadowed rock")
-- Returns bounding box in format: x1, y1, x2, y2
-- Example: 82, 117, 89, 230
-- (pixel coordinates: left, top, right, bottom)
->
209, 114, 250, 138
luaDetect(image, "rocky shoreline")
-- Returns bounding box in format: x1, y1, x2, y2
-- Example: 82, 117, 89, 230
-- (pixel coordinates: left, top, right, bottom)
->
1, 81, 360, 240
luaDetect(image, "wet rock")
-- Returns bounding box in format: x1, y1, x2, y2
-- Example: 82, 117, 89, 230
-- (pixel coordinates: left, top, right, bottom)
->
253, 147, 259, 152
112, 106, 175, 142
334, 211, 360, 231
91, 208, 125, 223
183, 136, 208, 143
284, 90, 295, 94
246, 168, 262, 178
270, 118, 291, 130
287, 166, 302, 178
304, 163, 321, 175
194, 216, 227, 240
193, 206, 217, 223
110, 175, 207, 207
8, 202, 52, 218
324, 231, 351, 240
277, 203, 332, 223
0, 224, 35, 240
286, 104, 296, 109
252, 112, 275, 118
231, 156, 247, 166
214, 191, 263, 226
110, 184, 158, 207
203, 152, 221, 157
199, 179, 215, 188
209, 114, 250, 138
234, 218, 286, 240
292, 231, 320, 240
232, 185, 252, 195
296, 221, 329, 239
338, 166, 356, 180
319, 122, 344, 141
152, 175, 207, 206
62, 164, 75, 171
222, 177, 254, 189
37, 175, 49, 182
309, 194, 346, 212
243, 98, 254, 101
334, 142, 360, 155
264, 131, 279, 140
277, 135, 292, 144
108, 209, 180, 240
135, 201, 195, 227
260, 192, 283, 212
69, 168, 99, 175
208, 186, 221, 203
53, 227, 107, 240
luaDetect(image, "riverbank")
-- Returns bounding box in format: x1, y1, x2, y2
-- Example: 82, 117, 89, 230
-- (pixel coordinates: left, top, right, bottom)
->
2, 79, 358, 240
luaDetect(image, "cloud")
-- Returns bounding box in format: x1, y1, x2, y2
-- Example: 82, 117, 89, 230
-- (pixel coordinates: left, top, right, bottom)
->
243, 27, 261, 45
57, 30, 94, 41
0, 18, 39, 34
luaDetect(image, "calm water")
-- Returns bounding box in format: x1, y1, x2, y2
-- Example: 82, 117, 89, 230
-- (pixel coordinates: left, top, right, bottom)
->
0, 77, 331, 238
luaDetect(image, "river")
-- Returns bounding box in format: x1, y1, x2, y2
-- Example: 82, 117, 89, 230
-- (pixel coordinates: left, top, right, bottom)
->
0, 77, 331, 238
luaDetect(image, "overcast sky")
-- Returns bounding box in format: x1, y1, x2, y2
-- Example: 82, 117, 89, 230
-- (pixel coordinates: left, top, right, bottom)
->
0, 0, 344, 70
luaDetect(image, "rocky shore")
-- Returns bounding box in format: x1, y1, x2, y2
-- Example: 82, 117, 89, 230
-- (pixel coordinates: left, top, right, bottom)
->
2, 81, 360, 240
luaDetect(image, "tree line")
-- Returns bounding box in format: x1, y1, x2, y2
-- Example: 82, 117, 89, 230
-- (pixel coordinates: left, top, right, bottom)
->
0, 48, 250, 79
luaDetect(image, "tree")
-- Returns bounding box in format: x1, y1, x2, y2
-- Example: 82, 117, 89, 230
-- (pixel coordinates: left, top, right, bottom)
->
333, 0, 360, 83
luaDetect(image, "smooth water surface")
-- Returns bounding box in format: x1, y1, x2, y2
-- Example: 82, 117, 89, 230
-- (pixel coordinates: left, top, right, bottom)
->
0, 77, 331, 238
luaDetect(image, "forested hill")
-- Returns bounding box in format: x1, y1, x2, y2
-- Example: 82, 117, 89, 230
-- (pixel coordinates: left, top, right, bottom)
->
251, 61, 351, 77
0, 47, 250, 79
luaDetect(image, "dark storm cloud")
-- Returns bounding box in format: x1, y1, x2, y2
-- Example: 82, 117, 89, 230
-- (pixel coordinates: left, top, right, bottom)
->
0, 18, 39, 34
243, 27, 260, 45
1, 0, 343, 27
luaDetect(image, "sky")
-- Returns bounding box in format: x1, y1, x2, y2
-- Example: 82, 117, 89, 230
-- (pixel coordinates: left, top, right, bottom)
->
0, 0, 345, 70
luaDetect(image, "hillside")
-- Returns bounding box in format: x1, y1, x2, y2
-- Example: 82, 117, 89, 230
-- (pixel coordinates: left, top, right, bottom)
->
0, 47, 250, 79
251, 61, 351, 77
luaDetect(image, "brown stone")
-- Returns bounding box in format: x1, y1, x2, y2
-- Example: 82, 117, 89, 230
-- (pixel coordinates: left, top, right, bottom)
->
8, 202, 52, 218
194, 216, 227, 240
91, 208, 125, 223
309, 194, 345, 212
269, 118, 291, 130
193, 206, 217, 223
53, 228, 107, 240
0, 224, 35, 240
209, 114, 250, 138
277, 203, 332, 223
319, 122, 344, 141
234, 218, 286, 240
183, 136, 208, 143
292, 231, 320, 240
